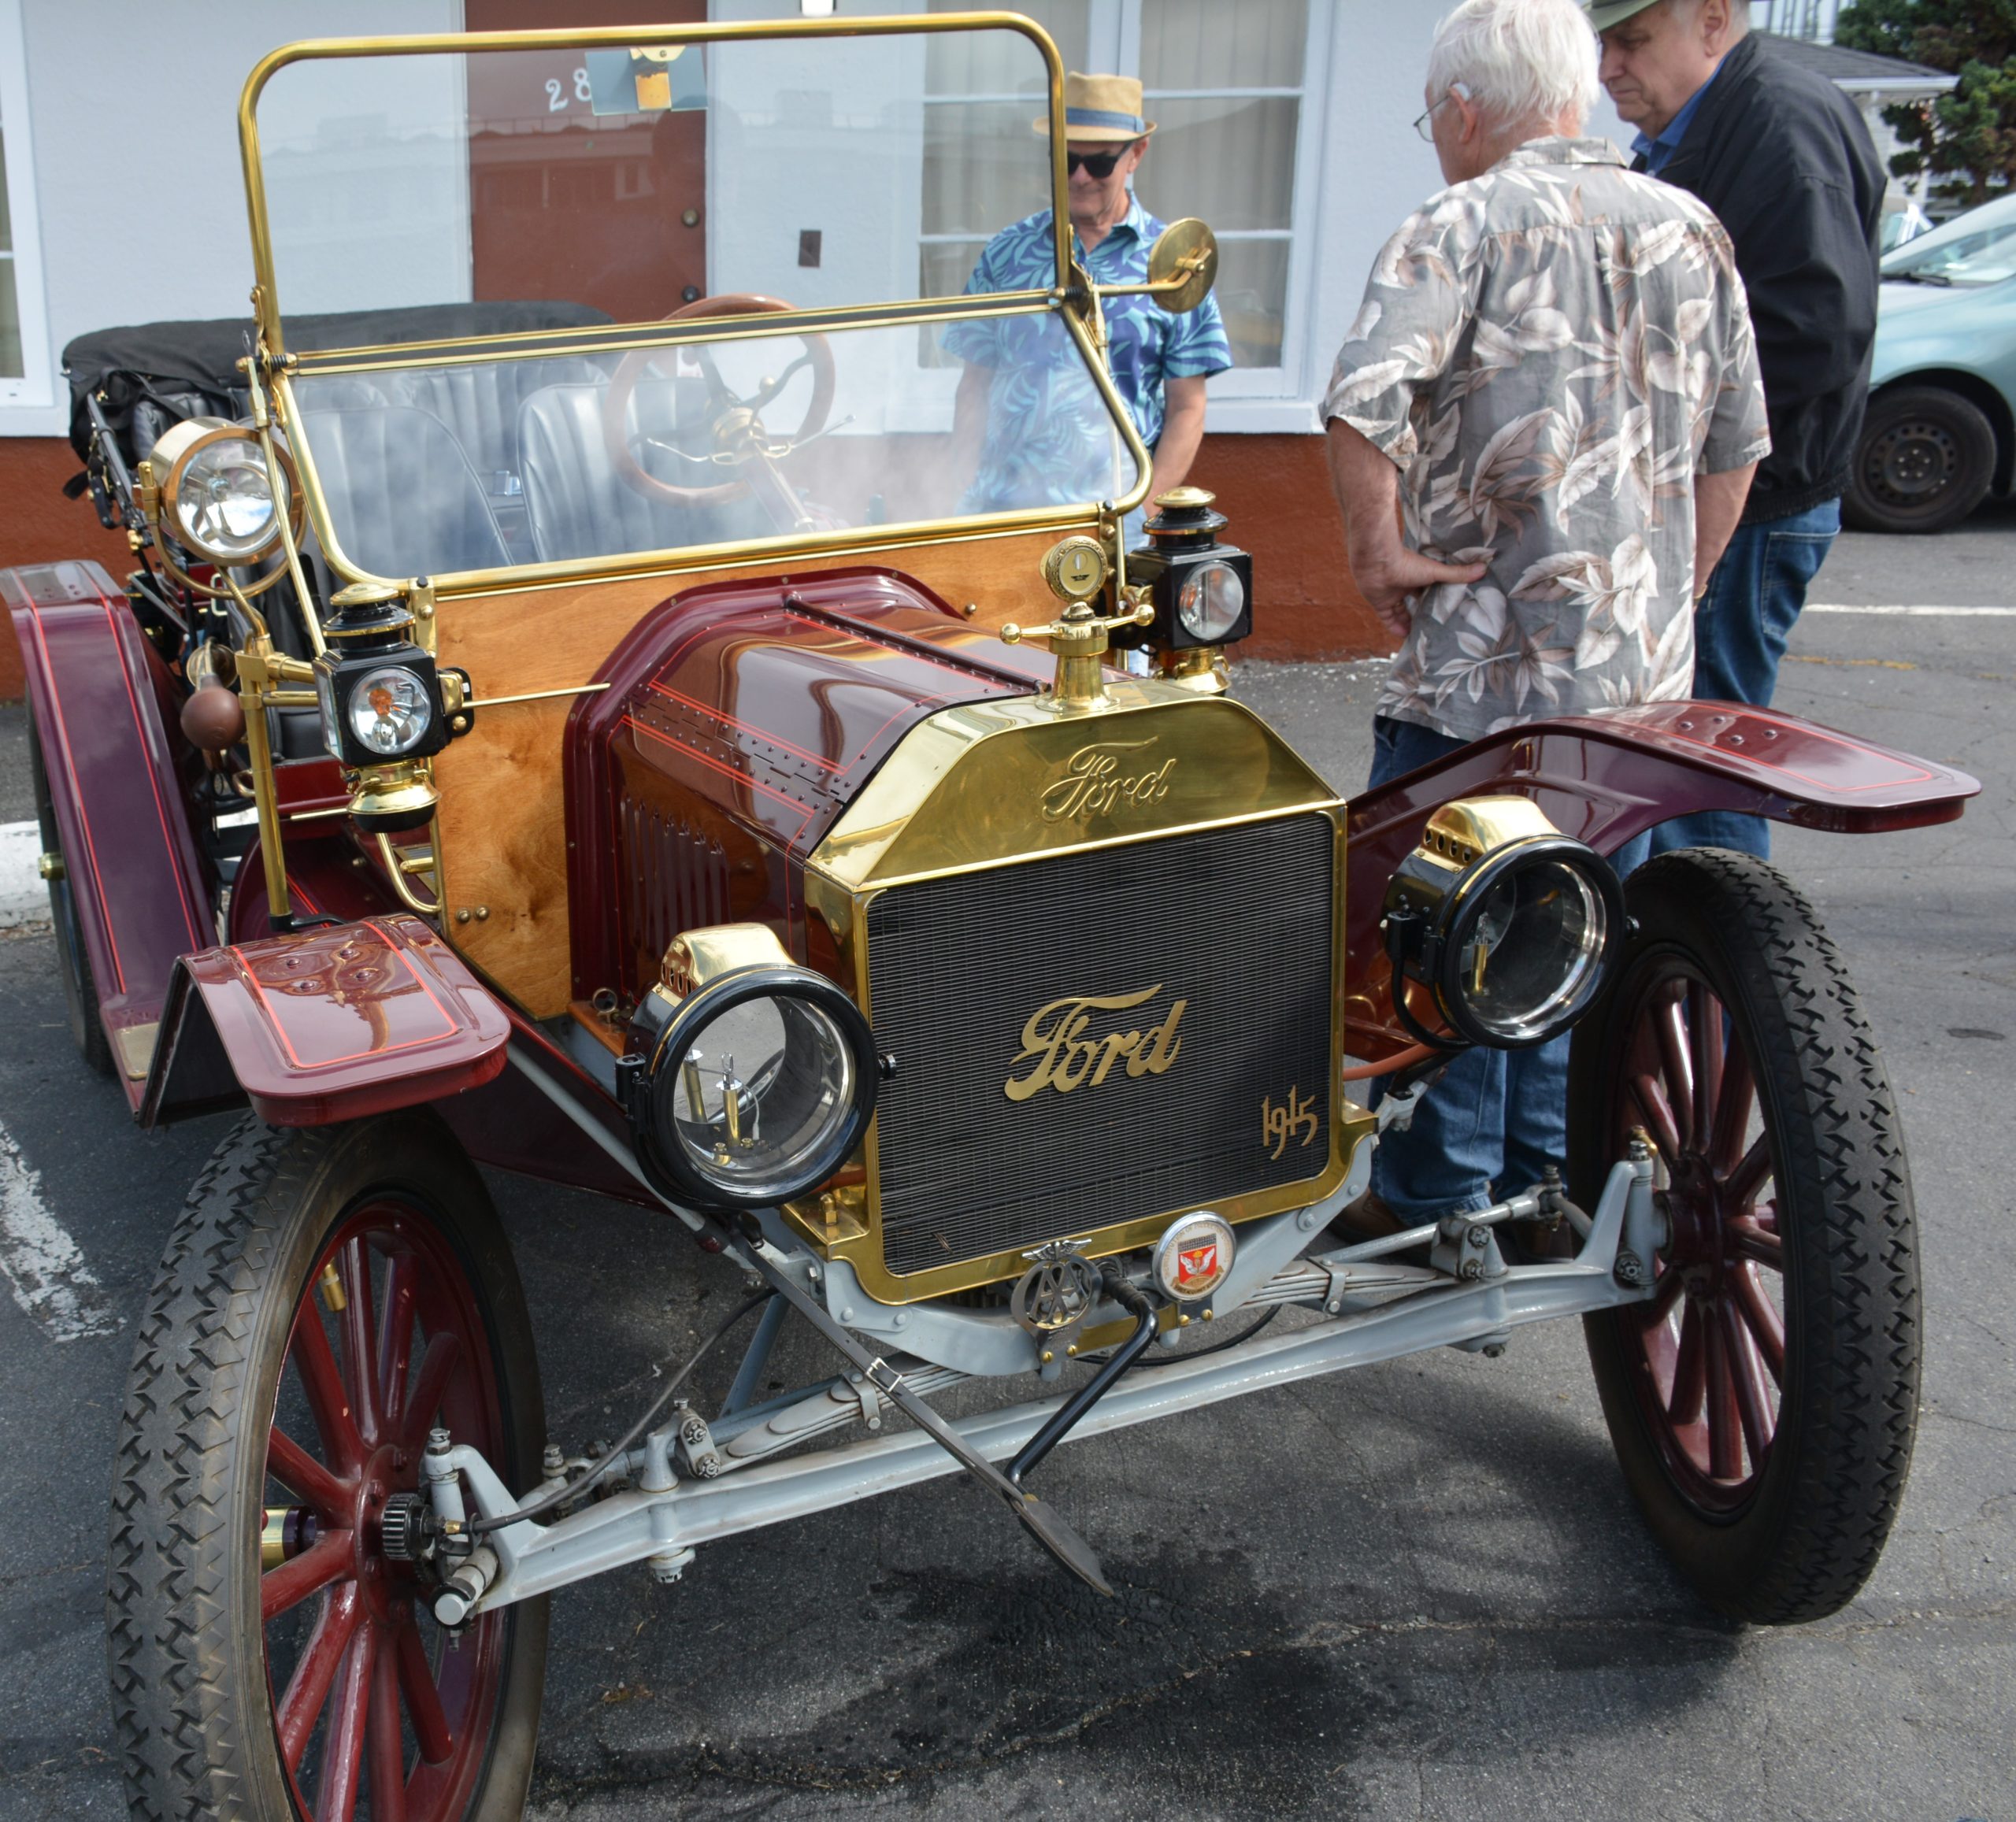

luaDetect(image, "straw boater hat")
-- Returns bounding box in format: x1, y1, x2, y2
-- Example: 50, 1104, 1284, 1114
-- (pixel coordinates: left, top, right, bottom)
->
1032, 72, 1157, 143
1584, 0, 1663, 26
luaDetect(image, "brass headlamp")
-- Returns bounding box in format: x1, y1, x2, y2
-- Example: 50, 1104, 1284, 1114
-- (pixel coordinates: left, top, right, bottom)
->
138, 417, 302, 586
620, 924, 880, 1212
1382, 798, 1624, 1050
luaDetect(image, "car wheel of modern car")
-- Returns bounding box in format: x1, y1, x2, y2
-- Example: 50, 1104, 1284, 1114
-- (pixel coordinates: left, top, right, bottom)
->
27, 715, 113, 1075
1846, 384, 1997, 532
108, 1112, 547, 1822
1566, 849, 1920, 1625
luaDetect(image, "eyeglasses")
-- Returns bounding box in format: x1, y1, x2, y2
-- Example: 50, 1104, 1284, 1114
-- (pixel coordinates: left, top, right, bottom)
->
1412, 83, 1470, 143
1066, 146, 1129, 179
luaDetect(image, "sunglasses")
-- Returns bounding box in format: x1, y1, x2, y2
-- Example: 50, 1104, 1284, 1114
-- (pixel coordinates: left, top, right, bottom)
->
1066, 146, 1131, 178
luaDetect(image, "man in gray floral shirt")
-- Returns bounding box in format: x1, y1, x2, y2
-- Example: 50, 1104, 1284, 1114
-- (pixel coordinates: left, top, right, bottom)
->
1323, 0, 1769, 1235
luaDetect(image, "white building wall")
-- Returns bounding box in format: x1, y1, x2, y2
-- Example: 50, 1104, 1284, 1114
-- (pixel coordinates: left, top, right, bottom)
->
5, 0, 461, 437
2, 0, 1640, 439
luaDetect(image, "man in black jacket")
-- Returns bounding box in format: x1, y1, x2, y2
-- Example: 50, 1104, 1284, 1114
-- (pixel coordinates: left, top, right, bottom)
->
1592, 0, 1886, 857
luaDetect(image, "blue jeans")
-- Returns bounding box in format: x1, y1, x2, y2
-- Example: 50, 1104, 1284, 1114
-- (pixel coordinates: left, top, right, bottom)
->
1365, 717, 1647, 1222
1647, 498, 1841, 861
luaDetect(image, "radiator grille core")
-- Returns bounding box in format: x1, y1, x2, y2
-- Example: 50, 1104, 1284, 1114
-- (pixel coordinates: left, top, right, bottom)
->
865, 814, 1336, 1278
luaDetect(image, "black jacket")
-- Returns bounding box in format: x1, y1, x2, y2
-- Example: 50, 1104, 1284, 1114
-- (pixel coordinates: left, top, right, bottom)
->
1645, 33, 1886, 524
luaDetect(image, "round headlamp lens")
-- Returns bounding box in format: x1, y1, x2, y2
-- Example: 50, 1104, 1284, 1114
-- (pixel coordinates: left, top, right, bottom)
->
1177, 561, 1245, 641
173, 437, 283, 562
668, 992, 859, 1202
1448, 854, 1610, 1044
348, 666, 434, 757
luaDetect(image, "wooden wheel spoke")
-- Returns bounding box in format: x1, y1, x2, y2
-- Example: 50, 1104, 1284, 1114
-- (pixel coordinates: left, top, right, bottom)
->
338, 1238, 382, 1450
1719, 1297, 1777, 1468
396, 1613, 455, 1765
267, 1427, 351, 1524
1732, 1261, 1786, 1382
398, 1331, 465, 1455
369, 1624, 410, 1822
1629, 1072, 1684, 1167
1687, 980, 1721, 1154
1729, 1216, 1784, 1271
261, 1528, 355, 1623
1703, 1314, 1744, 1481
292, 1305, 365, 1473
1708, 1041, 1755, 1175
1653, 987, 1695, 1151
1725, 1132, 1773, 1212
316, 1623, 376, 1822
276, 1583, 363, 1773
1668, 1302, 1707, 1427
377, 1250, 418, 1438
1642, 1264, 1686, 1328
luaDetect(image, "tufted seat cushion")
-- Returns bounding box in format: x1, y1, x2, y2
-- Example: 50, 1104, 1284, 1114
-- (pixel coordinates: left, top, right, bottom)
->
385, 356, 607, 487
518, 379, 769, 565
297, 404, 512, 577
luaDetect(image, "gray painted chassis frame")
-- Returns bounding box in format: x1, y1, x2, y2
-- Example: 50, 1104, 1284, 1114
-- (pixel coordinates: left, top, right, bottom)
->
425, 1073, 1662, 1616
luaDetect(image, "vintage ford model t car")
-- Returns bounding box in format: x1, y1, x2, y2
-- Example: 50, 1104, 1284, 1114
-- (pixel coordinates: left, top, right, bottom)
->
6, 13, 1981, 1820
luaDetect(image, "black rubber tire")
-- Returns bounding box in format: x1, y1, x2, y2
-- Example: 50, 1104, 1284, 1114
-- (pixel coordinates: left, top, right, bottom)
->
1567, 850, 1920, 1625
107, 1112, 548, 1820
1845, 383, 1997, 533
26, 716, 114, 1076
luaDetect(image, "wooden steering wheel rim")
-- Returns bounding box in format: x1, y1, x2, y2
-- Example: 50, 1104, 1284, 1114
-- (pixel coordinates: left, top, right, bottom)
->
602, 293, 837, 507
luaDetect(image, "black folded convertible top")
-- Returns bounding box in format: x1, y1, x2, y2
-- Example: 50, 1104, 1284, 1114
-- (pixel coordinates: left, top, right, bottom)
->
63, 299, 612, 462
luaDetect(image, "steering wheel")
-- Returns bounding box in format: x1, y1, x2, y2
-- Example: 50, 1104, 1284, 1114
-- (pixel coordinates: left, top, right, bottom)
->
603, 293, 836, 509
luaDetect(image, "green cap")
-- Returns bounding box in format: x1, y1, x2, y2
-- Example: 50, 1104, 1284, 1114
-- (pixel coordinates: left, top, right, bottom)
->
1586, 0, 1662, 26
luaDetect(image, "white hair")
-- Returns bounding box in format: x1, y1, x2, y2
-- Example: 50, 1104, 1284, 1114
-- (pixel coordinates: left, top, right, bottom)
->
1426, 0, 1600, 134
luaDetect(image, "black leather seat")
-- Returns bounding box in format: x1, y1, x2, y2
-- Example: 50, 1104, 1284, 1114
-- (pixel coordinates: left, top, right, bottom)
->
386, 356, 606, 486
518, 380, 769, 565
297, 404, 512, 577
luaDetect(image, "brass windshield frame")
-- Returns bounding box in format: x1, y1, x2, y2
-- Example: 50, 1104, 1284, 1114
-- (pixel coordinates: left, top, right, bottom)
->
238, 12, 1073, 361
239, 13, 1154, 595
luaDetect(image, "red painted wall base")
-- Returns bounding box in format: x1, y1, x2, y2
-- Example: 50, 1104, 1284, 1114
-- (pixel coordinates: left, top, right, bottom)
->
0, 439, 134, 701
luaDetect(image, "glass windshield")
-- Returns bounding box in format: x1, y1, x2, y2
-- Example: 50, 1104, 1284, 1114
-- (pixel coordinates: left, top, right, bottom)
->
252, 24, 1065, 324
1882, 194, 2016, 288
284, 313, 1141, 578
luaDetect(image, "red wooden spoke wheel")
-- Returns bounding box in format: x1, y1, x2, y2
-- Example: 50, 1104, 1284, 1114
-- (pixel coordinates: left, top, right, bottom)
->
1611, 962, 1786, 1511
1568, 850, 1921, 1625
262, 1203, 508, 1820
111, 1113, 547, 1821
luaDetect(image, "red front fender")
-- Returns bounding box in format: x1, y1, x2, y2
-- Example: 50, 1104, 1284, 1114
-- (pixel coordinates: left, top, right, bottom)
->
4, 560, 213, 1100
141, 914, 510, 1128
1343, 701, 1981, 1059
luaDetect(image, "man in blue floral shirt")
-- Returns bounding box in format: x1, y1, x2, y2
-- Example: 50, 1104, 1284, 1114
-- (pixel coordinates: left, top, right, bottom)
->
945, 73, 1231, 527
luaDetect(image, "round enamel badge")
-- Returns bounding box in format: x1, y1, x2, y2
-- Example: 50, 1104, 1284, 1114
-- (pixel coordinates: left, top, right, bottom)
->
1152, 1212, 1234, 1302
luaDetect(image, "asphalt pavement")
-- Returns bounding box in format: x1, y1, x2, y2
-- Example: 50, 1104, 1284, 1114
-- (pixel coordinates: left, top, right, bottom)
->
0, 521, 2010, 1820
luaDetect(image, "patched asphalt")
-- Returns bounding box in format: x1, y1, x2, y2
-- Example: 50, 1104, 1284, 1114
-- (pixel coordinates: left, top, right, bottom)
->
0, 526, 2009, 1820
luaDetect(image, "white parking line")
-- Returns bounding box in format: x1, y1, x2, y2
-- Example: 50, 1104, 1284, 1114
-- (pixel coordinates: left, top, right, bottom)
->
0, 1121, 120, 1342
1807, 604, 2016, 616
0, 822, 49, 930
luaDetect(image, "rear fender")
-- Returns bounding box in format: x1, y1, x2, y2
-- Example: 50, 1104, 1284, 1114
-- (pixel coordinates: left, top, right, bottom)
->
3, 560, 211, 1101
1344, 702, 1981, 1057
141, 913, 510, 1128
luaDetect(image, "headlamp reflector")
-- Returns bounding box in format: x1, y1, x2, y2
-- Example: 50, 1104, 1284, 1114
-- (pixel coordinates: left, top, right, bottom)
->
347, 665, 435, 758
1383, 801, 1623, 1050
1177, 560, 1246, 642
1447, 849, 1611, 1044
147, 417, 299, 567
174, 436, 283, 561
